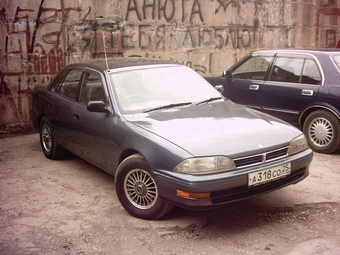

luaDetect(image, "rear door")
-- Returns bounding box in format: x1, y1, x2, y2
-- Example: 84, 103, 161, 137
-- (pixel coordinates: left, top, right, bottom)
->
226, 54, 274, 110
47, 67, 84, 151
262, 53, 322, 126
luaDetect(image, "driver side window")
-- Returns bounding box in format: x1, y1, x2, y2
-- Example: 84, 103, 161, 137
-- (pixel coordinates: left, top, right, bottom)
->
232, 56, 273, 80
80, 72, 106, 105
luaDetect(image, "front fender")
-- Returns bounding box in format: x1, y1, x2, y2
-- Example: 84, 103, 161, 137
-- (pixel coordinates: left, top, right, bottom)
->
120, 120, 192, 174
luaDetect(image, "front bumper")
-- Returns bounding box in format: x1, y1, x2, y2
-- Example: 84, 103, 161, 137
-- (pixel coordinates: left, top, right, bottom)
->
153, 149, 313, 210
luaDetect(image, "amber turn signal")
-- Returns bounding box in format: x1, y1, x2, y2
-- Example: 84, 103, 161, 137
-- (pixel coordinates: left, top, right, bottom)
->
176, 190, 210, 199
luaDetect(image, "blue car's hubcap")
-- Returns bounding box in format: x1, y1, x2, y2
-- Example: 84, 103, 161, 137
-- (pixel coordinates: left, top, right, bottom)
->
308, 117, 333, 147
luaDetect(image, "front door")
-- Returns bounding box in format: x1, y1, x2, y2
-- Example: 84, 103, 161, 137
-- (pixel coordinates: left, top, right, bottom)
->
71, 69, 119, 173
225, 55, 274, 110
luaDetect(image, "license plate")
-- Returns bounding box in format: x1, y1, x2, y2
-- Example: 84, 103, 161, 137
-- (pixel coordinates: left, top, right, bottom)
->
248, 163, 291, 187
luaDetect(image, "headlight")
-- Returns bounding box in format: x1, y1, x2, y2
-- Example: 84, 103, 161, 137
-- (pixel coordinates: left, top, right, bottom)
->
288, 134, 309, 155
174, 156, 236, 175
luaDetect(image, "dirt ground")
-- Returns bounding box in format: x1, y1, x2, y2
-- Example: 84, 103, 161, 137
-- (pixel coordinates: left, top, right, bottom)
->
1, 133, 340, 255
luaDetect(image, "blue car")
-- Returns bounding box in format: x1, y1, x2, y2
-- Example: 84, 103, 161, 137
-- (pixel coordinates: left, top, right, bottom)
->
31, 58, 313, 219
205, 49, 340, 154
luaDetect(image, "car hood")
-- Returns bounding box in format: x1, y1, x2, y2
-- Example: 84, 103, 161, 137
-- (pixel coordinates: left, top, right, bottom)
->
124, 101, 301, 157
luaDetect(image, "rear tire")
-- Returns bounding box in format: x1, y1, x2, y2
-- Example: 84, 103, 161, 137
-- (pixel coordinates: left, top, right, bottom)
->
115, 153, 173, 220
39, 116, 66, 159
303, 110, 340, 153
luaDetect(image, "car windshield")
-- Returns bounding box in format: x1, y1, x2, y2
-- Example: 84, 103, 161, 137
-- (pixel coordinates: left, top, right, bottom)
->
331, 54, 340, 71
109, 65, 223, 114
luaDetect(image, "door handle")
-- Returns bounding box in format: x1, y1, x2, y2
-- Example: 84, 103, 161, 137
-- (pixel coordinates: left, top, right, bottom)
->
302, 90, 313, 96
73, 113, 80, 119
249, 84, 259, 90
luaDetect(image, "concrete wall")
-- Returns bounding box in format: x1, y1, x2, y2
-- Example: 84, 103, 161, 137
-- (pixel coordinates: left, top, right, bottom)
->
1, 0, 340, 132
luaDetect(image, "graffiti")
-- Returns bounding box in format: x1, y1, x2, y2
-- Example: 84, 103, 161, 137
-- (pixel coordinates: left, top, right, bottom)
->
215, 0, 263, 18
77, 21, 258, 57
1, 1, 260, 90
1, 5, 91, 79
7, 0, 337, 128
180, 25, 257, 49
30, 0, 45, 55
0, 3, 92, 124
0, 0, 264, 126
1, 0, 339, 130
125, 0, 204, 22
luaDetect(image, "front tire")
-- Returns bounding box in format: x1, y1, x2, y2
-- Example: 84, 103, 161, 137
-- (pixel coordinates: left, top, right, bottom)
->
303, 110, 340, 153
39, 116, 66, 159
115, 154, 173, 220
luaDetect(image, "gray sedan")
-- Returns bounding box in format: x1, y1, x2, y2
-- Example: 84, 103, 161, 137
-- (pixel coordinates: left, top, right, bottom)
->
31, 58, 313, 219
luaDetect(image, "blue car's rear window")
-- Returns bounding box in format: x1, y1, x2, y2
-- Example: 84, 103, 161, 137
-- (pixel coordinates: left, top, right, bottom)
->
331, 55, 340, 71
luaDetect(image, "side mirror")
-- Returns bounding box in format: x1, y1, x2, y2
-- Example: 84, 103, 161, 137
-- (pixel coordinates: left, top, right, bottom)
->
87, 101, 112, 114
214, 85, 224, 94
221, 70, 232, 79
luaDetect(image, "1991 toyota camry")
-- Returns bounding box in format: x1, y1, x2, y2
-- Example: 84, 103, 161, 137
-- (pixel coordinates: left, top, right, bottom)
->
31, 58, 313, 219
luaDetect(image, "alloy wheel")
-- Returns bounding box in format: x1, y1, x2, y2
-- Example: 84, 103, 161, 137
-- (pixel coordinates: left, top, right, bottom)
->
41, 124, 53, 153
124, 169, 158, 210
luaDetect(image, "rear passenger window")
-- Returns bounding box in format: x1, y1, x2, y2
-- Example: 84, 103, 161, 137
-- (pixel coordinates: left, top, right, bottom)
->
232, 56, 273, 80
301, 59, 321, 85
269, 57, 304, 83
332, 55, 340, 71
269, 57, 321, 85
54, 69, 83, 100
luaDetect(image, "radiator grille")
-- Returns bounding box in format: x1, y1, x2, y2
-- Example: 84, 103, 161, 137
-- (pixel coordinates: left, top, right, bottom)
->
234, 147, 289, 168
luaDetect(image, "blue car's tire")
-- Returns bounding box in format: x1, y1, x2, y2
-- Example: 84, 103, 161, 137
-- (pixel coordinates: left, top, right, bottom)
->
304, 110, 340, 154
115, 153, 173, 220
39, 116, 66, 159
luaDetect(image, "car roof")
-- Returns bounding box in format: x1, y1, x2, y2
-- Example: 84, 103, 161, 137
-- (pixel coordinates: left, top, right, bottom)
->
253, 48, 340, 56
68, 57, 180, 72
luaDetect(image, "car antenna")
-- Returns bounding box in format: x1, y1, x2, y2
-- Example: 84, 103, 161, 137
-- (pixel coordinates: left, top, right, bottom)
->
101, 31, 109, 70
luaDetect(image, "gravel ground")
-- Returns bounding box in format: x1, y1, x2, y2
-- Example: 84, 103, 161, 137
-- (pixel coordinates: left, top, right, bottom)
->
1, 133, 340, 255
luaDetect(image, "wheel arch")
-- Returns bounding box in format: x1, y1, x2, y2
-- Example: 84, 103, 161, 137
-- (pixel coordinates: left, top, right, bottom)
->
115, 149, 148, 177
118, 149, 141, 166
37, 114, 46, 130
31, 110, 46, 130
299, 105, 340, 129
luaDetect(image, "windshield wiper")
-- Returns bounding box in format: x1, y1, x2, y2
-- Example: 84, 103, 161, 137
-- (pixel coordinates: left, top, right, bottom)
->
143, 102, 192, 113
196, 97, 223, 106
